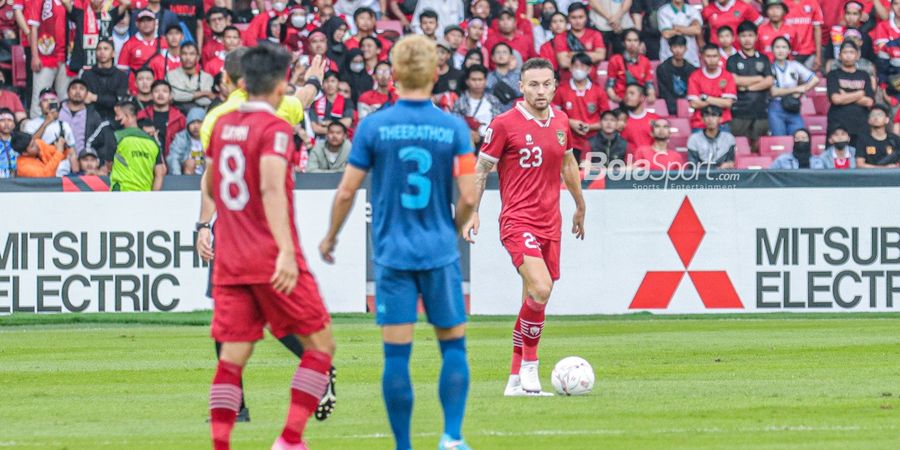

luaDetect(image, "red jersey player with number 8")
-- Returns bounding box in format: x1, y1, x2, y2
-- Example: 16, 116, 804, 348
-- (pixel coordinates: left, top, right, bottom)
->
464, 58, 586, 396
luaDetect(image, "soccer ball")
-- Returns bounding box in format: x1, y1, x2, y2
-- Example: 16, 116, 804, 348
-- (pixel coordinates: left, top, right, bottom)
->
551, 356, 595, 396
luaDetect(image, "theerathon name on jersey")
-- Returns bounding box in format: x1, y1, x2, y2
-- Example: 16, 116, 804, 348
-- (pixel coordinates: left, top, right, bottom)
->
0, 231, 207, 313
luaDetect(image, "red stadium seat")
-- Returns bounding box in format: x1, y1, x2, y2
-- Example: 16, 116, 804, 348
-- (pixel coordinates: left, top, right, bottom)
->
670, 134, 689, 152
676, 98, 692, 118
234, 23, 249, 32
811, 135, 826, 155
734, 136, 752, 156
813, 78, 828, 95
645, 99, 669, 117
759, 136, 793, 156
800, 96, 816, 115
805, 116, 828, 135
735, 155, 774, 169
667, 117, 691, 138
377, 20, 404, 35
11, 45, 26, 89
596, 61, 609, 78
812, 95, 830, 115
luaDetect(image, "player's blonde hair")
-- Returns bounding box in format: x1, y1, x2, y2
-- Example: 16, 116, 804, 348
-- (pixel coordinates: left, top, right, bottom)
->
390, 35, 438, 92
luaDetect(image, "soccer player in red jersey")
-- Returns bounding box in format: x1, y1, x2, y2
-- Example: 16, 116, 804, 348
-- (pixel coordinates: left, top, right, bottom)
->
203, 45, 334, 450
464, 58, 586, 396
702, 0, 763, 47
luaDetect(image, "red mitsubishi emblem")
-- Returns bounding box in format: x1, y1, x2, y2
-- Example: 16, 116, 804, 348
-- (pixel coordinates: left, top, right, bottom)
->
629, 197, 743, 309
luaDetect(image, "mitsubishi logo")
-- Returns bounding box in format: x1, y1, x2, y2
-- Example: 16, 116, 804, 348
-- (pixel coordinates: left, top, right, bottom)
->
629, 197, 743, 309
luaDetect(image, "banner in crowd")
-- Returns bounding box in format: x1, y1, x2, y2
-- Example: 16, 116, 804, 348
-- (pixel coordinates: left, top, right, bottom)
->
0, 191, 367, 314
471, 189, 900, 315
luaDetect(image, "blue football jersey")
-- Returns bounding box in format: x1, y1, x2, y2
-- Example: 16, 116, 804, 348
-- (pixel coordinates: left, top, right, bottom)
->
348, 99, 474, 271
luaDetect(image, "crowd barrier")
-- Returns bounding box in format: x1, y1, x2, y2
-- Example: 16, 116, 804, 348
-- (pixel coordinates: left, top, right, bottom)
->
2, 170, 900, 315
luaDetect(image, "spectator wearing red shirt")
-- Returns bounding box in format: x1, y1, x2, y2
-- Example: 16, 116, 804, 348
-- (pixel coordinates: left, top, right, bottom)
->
553, 53, 609, 162
357, 60, 396, 120
538, 12, 568, 71
633, 118, 686, 171
871, 0, 900, 100
717, 25, 739, 68
702, 0, 763, 47
687, 44, 737, 131
204, 26, 242, 76
784, 0, 824, 70
146, 24, 184, 81
360, 35, 384, 73
757, 0, 799, 62
241, 0, 286, 46
26, 0, 69, 118
490, 0, 536, 41
137, 80, 185, 156
606, 29, 656, 105
0, 88, 26, 123
554, 3, 606, 81
457, 18, 488, 68
344, 7, 393, 60
202, 7, 230, 64
118, 10, 166, 73
620, 83, 660, 156
484, 8, 536, 69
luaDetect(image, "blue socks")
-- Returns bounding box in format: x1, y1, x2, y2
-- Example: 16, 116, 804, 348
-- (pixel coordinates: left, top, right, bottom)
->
383, 342, 413, 450
438, 337, 469, 441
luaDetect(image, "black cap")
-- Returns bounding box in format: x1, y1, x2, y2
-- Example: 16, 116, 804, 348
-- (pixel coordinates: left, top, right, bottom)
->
68, 78, 88, 90
78, 148, 99, 160
164, 23, 183, 34
11, 131, 32, 154
702, 105, 723, 117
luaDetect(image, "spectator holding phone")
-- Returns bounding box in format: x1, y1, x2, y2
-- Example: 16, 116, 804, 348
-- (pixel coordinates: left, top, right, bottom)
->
22, 89, 75, 151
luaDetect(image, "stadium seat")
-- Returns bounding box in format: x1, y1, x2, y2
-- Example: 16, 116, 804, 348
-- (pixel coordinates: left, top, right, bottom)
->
596, 61, 609, 77
759, 136, 793, 157
377, 20, 404, 35
11, 45, 25, 89
734, 136, 752, 156
813, 78, 828, 95
800, 97, 816, 115
670, 134, 689, 152
676, 98, 692, 118
667, 117, 691, 138
811, 135, 826, 155
234, 23, 249, 32
812, 95, 830, 115
805, 116, 828, 135
645, 99, 668, 117
735, 155, 773, 169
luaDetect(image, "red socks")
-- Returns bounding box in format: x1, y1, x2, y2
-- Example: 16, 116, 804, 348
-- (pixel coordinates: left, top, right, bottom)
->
510, 318, 523, 374
281, 350, 333, 444
209, 360, 244, 450
518, 297, 546, 362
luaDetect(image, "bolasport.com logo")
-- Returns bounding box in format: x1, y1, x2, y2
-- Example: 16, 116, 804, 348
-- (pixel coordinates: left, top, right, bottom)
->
580, 152, 742, 190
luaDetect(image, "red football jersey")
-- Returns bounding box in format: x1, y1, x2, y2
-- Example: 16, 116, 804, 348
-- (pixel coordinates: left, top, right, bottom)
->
479, 102, 574, 241
756, 21, 799, 61
25, 0, 68, 67
687, 67, 738, 129
207, 101, 304, 286
117, 35, 165, 72
872, 19, 900, 61
484, 31, 536, 69
702, 0, 763, 47
553, 79, 609, 151
606, 53, 654, 100
784, 0, 824, 55
539, 40, 559, 70
621, 110, 659, 157
633, 146, 687, 171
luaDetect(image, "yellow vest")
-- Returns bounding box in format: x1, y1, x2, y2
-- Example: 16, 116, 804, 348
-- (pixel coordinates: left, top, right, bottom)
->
200, 89, 306, 149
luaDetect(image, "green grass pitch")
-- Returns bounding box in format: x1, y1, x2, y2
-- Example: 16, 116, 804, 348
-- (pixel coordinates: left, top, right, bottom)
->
1, 312, 899, 449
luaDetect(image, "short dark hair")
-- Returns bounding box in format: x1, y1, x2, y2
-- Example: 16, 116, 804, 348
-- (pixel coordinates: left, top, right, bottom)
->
572, 52, 592, 67
0, 107, 14, 118
466, 64, 488, 79
375, 60, 392, 71
135, 67, 155, 78
241, 45, 292, 96
223, 25, 241, 36
668, 35, 688, 47
490, 41, 513, 56
419, 9, 438, 21
567, 2, 587, 14
871, 103, 891, 116
151, 80, 171, 92
601, 110, 617, 121
772, 36, 792, 51
520, 58, 555, 76
625, 82, 646, 96
224, 47, 249, 82
736, 20, 758, 35
360, 35, 382, 49
327, 121, 347, 133
97, 38, 114, 49
180, 41, 199, 52
206, 6, 230, 21
621, 28, 640, 42
68, 78, 88, 91
702, 43, 720, 54
613, 107, 628, 118
354, 6, 376, 21
115, 100, 139, 117
717, 25, 734, 36
840, 40, 859, 53
323, 71, 340, 82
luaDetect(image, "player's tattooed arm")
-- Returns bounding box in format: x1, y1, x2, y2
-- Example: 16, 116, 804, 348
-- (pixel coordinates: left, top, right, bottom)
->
561, 152, 586, 240
462, 156, 496, 243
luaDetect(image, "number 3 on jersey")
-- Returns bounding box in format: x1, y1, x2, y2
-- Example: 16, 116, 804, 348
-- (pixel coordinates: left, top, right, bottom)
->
519, 146, 543, 168
219, 144, 250, 211
399, 146, 432, 210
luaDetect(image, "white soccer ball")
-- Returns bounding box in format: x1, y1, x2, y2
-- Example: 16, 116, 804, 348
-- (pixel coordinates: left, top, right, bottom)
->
551, 356, 595, 396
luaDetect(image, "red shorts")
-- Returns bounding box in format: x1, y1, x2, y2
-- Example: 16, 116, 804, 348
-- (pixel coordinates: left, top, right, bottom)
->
501, 229, 561, 281
211, 271, 330, 342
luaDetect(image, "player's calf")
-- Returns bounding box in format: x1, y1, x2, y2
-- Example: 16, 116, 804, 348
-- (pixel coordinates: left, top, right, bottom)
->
277, 328, 335, 447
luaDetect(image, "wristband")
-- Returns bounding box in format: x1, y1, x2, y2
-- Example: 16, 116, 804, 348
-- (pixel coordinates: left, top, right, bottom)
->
304, 77, 322, 95
195, 222, 211, 232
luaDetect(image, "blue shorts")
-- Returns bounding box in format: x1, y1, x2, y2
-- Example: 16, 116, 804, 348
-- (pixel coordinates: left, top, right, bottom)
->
374, 262, 466, 328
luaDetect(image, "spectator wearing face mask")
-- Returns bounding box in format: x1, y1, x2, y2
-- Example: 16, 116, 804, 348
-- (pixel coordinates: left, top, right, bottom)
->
770, 128, 825, 169
340, 48, 374, 105
242, 0, 287, 46
819, 126, 858, 170
283, 5, 312, 54
554, 52, 609, 162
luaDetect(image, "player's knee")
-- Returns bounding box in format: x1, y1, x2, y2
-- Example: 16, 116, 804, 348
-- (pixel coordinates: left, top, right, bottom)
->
529, 282, 553, 303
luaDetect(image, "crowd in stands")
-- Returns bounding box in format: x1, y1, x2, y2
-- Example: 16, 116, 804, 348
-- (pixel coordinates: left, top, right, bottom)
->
0, 0, 899, 189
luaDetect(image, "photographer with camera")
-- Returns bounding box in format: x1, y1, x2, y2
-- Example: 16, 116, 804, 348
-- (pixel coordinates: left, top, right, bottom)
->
22, 89, 76, 150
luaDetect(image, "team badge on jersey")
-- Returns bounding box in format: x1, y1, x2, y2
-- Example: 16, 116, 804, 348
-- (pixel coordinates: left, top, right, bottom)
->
804, 5, 811, 13
719, 79, 727, 89
557, 130, 566, 147
587, 103, 597, 113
